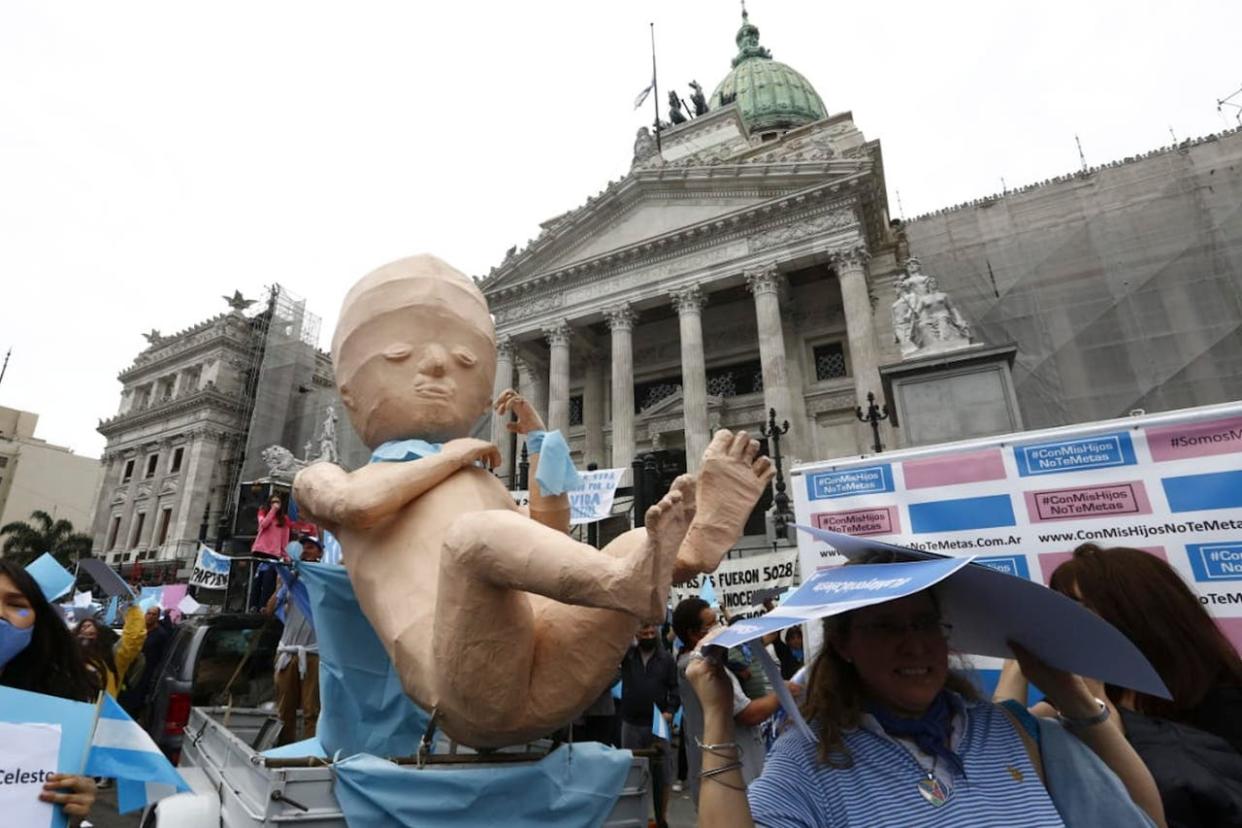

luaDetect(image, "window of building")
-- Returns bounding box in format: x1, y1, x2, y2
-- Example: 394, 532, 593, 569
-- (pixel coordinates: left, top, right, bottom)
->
157, 376, 175, 401
169, 446, 184, 474
133, 384, 153, 410
155, 507, 172, 547
813, 342, 848, 381
106, 515, 122, 551
634, 374, 683, 413
706, 359, 765, 398
129, 512, 146, 549
568, 395, 583, 427
144, 454, 159, 479
121, 459, 135, 483
181, 366, 202, 395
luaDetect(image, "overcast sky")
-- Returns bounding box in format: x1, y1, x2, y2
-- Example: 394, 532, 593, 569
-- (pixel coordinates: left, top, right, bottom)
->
3, 0, 1239, 458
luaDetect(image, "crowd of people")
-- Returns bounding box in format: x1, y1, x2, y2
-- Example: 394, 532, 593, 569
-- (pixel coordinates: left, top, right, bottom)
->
673, 544, 1242, 827
0, 555, 202, 825
5, 501, 1241, 828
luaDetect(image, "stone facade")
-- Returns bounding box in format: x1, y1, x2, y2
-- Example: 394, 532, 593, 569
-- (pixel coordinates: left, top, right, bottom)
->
0, 407, 102, 533
480, 105, 904, 477
903, 127, 1242, 430
92, 304, 257, 572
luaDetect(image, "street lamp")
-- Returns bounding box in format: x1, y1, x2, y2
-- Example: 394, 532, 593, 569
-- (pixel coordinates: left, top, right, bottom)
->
759, 407, 794, 540
856, 391, 889, 454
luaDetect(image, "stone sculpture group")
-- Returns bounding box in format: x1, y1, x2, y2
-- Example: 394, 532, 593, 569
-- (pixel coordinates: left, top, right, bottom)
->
891, 257, 974, 358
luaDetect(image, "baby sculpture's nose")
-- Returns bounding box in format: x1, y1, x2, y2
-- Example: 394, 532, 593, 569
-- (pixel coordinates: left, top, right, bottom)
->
416, 344, 448, 377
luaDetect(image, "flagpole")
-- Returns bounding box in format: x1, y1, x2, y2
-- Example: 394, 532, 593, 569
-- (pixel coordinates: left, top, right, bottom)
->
650, 22, 661, 153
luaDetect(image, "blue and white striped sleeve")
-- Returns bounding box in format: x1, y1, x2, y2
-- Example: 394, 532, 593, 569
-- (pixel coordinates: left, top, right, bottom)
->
746, 732, 824, 828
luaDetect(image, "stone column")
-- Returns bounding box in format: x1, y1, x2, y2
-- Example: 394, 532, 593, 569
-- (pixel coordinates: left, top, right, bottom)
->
491, 337, 515, 481
169, 430, 221, 547
543, 320, 572, 435
583, 355, 606, 468
671, 286, 711, 472
605, 304, 638, 475
745, 264, 797, 436
515, 354, 548, 420
833, 245, 886, 449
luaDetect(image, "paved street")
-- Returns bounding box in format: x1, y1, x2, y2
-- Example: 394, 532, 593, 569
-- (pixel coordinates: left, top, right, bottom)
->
85, 787, 140, 828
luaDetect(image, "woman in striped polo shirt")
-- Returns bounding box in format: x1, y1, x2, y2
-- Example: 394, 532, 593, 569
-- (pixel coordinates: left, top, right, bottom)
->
685, 585, 1167, 827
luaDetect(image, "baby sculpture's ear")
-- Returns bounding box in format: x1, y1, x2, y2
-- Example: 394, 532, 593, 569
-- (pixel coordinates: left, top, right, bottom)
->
340, 386, 356, 410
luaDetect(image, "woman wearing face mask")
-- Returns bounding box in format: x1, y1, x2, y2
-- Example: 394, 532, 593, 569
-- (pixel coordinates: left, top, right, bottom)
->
685, 580, 1168, 827
76, 603, 147, 698
0, 560, 99, 823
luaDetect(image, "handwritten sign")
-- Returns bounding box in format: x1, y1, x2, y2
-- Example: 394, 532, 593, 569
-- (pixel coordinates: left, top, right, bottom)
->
0, 722, 60, 828
188, 545, 230, 590
569, 468, 625, 526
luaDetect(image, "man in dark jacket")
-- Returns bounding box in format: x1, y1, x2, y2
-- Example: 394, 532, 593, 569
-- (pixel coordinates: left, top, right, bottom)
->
619, 624, 679, 828
119, 606, 174, 724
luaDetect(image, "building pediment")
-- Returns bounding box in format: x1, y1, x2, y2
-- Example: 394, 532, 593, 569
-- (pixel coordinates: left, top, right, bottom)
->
482, 161, 871, 298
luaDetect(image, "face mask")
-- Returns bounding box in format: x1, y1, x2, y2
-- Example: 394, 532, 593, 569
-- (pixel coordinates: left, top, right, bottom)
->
637, 638, 658, 653
0, 618, 34, 669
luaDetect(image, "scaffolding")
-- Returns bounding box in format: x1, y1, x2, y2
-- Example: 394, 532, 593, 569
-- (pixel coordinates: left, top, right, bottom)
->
213, 285, 327, 551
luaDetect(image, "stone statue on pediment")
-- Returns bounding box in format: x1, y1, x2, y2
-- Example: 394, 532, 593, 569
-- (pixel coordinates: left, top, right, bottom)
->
317, 405, 339, 464
668, 91, 687, 125
892, 258, 973, 357
689, 80, 709, 116
632, 126, 658, 166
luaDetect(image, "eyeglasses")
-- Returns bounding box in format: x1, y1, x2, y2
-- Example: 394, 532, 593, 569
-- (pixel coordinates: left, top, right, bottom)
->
851, 615, 953, 642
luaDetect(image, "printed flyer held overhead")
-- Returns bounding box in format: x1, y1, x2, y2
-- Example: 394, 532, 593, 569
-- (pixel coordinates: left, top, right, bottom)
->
791, 403, 1242, 653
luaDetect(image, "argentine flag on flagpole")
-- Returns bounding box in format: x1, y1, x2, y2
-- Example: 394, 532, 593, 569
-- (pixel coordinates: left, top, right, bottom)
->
84, 695, 190, 813
651, 703, 669, 741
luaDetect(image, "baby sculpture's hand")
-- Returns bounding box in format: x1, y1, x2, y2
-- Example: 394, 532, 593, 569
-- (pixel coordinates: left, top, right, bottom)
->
494, 389, 546, 435
443, 438, 502, 470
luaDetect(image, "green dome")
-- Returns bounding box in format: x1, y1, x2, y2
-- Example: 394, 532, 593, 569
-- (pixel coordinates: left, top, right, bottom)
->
709, 10, 826, 135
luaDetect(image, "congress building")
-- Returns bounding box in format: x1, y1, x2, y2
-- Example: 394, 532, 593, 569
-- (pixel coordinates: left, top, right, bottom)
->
478, 10, 1242, 485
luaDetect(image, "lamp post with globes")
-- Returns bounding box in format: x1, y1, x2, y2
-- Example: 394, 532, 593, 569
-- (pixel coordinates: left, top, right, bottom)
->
759, 407, 795, 541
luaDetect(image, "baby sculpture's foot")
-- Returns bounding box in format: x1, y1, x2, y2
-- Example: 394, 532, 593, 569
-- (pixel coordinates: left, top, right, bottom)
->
673, 430, 775, 581
642, 475, 695, 623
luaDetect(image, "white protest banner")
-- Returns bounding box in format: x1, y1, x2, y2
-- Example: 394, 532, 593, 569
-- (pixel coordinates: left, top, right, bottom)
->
569, 468, 625, 526
791, 404, 1242, 691
670, 547, 799, 618
188, 544, 230, 590
0, 722, 61, 828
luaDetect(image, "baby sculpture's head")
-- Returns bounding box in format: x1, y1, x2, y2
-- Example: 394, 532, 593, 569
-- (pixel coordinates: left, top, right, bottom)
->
333, 254, 497, 448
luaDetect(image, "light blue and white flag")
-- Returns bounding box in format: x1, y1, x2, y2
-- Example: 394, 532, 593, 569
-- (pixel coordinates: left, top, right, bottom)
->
27, 552, 74, 602
320, 529, 343, 566
103, 596, 119, 626
84, 695, 189, 813
698, 574, 718, 607
651, 703, 669, 741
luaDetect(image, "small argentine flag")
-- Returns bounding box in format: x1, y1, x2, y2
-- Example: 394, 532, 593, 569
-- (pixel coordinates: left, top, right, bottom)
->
85, 694, 190, 813
321, 529, 344, 566
699, 575, 719, 608
651, 703, 670, 741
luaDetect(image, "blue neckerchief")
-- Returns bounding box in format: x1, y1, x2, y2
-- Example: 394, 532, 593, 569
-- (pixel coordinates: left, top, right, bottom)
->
370, 439, 443, 464
368, 432, 582, 496
868, 690, 966, 778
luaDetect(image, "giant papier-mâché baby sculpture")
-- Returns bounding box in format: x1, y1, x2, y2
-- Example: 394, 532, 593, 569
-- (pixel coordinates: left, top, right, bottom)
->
294, 254, 773, 748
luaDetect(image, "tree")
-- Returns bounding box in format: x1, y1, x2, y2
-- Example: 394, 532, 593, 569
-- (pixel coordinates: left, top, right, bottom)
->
0, 510, 94, 567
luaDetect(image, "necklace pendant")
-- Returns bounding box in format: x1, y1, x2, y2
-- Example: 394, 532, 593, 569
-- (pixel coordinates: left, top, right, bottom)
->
917, 776, 950, 807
